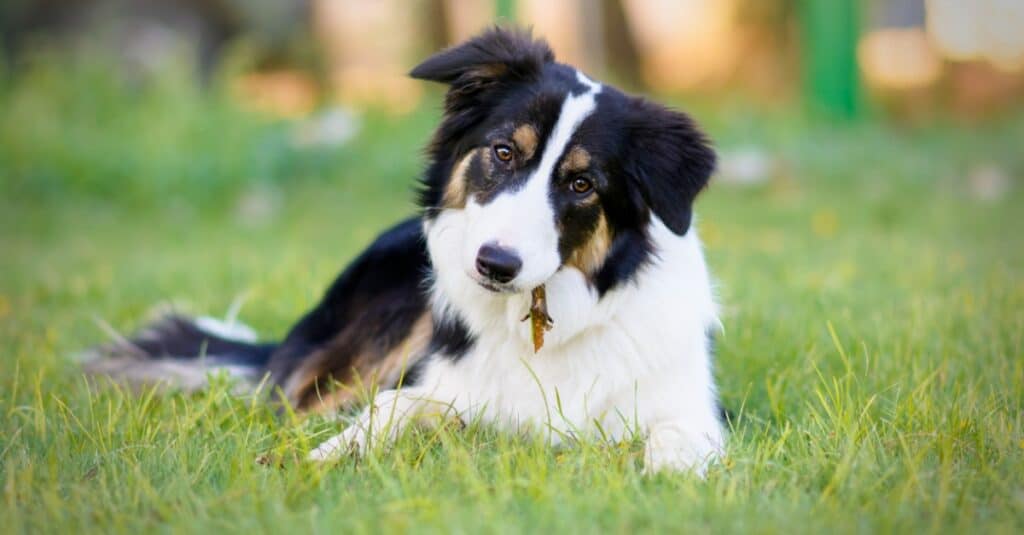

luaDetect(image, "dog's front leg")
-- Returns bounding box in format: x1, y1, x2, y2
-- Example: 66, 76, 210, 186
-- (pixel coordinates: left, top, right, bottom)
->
642, 418, 724, 476
308, 387, 441, 461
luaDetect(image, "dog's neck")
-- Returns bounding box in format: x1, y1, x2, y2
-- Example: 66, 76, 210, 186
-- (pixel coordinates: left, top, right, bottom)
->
424, 214, 696, 356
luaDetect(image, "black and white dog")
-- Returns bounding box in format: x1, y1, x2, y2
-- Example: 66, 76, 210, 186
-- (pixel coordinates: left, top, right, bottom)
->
88, 28, 725, 474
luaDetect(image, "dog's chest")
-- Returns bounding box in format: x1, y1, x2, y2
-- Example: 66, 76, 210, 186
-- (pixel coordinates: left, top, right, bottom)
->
421, 214, 717, 440
423, 316, 669, 442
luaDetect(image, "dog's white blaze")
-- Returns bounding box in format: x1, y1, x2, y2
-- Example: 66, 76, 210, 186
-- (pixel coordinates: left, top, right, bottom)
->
463, 71, 603, 288
311, 70, 725, 475
529, 71, 602, 203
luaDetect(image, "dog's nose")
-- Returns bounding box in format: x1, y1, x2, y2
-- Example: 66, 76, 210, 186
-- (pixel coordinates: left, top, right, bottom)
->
475, 243, 522, 284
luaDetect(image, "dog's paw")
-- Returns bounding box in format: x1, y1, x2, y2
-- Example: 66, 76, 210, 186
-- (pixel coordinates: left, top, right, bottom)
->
308, 424, 369, 462
642, 426, 722, 477
307, 388, 431, 462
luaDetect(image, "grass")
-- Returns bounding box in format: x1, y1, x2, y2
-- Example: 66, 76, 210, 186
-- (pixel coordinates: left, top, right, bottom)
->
1, 57, 1023, 533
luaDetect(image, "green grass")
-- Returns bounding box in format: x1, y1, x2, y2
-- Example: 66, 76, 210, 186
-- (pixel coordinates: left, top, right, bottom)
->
1, 58, 1023, 533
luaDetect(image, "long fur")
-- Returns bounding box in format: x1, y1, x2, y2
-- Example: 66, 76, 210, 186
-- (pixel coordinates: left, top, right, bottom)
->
83, 314, 275, 391
85, 27, 725, 474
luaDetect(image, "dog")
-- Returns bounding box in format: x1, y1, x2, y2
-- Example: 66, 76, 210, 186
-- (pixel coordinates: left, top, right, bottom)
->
86, 28, 725, 474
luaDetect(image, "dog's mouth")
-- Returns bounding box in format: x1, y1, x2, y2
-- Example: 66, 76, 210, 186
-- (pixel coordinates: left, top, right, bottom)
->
475, 279, 520, 294
466, 260, 559, 295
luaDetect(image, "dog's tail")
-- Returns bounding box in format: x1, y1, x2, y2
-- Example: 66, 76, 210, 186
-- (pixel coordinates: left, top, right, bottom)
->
82, 314, 277, 393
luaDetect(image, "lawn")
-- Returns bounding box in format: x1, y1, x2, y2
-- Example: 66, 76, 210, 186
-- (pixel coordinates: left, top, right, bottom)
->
1, 60, 1023, 533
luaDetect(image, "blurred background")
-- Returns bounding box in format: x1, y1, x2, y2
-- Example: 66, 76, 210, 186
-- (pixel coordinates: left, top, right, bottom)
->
6, 0, 1023, 115
0, 0, 1021, 339
2, 0, 1022, 207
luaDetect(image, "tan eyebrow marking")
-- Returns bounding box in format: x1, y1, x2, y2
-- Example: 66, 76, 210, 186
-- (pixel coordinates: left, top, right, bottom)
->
512, 124, 539, 161
559, 146, 591, 175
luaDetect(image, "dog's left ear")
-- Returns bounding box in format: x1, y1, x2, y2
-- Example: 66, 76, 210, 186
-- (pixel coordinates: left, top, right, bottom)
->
623, 100, 716, 236
410, 27, 553, 110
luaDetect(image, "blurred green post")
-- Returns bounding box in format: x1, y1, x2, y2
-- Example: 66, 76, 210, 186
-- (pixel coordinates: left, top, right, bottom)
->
496, 0, 516, 21
801, 0, 862, 120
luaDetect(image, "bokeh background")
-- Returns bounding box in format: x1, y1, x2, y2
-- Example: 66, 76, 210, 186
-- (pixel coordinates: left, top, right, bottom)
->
1, 2, 1023, 532
2, 0, 1022, 209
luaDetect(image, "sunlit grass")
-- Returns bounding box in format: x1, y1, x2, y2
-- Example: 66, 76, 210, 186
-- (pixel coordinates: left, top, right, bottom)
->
1, 57, 1022, 533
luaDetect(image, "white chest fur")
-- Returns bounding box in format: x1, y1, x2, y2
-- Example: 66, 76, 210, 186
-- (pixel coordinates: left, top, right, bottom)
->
310, 210, 726, 474
420, 208, 721, 444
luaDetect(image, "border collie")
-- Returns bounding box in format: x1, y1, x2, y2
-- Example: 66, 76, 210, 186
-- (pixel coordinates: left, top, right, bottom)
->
87, 28, 724, 474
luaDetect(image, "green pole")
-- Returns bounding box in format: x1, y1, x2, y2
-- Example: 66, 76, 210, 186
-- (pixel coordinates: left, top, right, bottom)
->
801, 0, 861, 120
496, 0, 516, 22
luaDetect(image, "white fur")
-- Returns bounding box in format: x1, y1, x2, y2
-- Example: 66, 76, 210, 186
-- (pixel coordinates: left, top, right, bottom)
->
194, 316, 258, 343
310, 72, 724, 474
311, 215, 724, 474
461, 73, 603, 290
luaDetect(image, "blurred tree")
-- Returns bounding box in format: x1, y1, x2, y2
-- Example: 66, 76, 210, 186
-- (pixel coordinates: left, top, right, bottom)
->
496, 0, 516, 22
423, 0, 452, 52
600, 0, 644, 90
801, 0, 862, 119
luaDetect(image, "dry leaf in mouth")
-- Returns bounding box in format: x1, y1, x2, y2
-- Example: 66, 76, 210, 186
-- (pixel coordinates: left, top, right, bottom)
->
526, 285, 553, 352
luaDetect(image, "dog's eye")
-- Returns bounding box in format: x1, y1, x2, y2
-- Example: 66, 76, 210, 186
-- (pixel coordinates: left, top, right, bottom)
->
493, 144, 514, 162
570, 176, 594, 194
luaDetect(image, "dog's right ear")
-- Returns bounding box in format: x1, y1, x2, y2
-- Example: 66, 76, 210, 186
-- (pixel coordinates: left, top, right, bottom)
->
411, 27, 553, 108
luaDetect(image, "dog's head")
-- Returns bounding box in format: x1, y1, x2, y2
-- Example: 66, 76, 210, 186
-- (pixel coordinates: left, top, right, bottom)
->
416, 28, 715, 295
